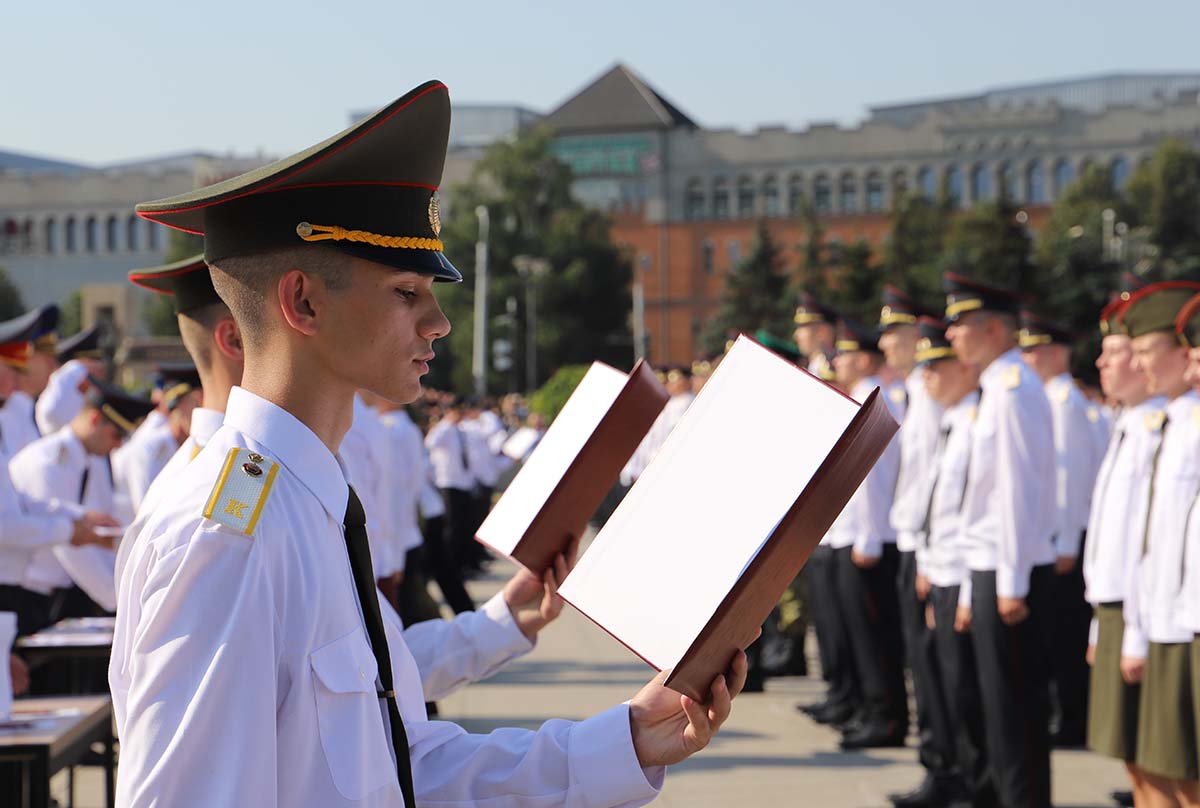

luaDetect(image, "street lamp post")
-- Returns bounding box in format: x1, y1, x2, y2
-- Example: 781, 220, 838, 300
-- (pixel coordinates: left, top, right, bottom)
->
472, 206, 490, 398
515, 255, 550, 392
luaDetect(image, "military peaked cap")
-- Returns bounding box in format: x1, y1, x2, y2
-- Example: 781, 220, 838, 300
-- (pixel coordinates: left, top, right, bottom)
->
128, 254, 224, 315
915, 316, 955, 365
942, 273, 1021, 322
1018, 310, 1074, 349
880, 285, 937, 329
1119, 281, 1200, 339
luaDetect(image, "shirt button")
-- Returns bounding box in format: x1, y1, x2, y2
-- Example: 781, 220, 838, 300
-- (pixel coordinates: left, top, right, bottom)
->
359, 669, 365, 678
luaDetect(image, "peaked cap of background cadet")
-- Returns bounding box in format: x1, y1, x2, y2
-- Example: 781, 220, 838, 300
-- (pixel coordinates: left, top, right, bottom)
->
135, 81, 461, 282
1119, 280, 1200, 339
56, 325, 103, 362
128, 254, 224, 315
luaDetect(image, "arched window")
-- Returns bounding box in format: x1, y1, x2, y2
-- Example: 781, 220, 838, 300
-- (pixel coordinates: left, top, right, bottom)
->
1, 219, 16, 254
839, 172, 858, 214
701, 239, 715, 275
891, 168, 908, 200
813, 174, 832, 214
43, 218, 57, 254
865, 172, 884, 212
999, 161, 1018, 201
148, 221, 162, 250
787, 174, 804, 214
944, 165, 963, 207
21, 219, 33, 252
65, 216, 77, 253
762, 176, 779, 217
685, 179, 705, 221
1053, 158, 1073, 196
127, 215, 141, 251
1026, 160, 1046, 204
1111, 156, 1131, 188
105, 215, 118, 252
917, 166, 936, 199
971, 163, 992, 202
737, 176, 755, 218
85, 216, 98, 253
712, 178, 729, 219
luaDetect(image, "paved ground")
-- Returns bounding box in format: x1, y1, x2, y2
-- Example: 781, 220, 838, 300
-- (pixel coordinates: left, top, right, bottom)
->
56, 558, 1129, 806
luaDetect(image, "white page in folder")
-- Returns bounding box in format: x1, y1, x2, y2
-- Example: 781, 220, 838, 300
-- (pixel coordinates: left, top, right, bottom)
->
559, 337, 860, 671
477, 362, 630, 556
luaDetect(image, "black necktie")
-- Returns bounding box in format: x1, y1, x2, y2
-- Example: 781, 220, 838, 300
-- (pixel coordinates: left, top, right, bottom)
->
343, 486, 416, 806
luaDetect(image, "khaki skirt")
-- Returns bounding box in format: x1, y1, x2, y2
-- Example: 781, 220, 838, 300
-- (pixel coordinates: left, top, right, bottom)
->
1088, 604, 1140, 761
1136, 641, 1198, 780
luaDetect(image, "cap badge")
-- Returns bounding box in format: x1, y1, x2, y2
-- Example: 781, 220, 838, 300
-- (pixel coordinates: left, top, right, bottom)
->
428, 194, 442, 237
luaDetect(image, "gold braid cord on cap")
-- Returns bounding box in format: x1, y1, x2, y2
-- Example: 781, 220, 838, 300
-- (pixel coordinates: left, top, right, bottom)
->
296, 222, 443, 252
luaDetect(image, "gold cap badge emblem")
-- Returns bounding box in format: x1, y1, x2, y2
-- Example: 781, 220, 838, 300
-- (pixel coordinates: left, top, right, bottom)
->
428, 194, 441, 237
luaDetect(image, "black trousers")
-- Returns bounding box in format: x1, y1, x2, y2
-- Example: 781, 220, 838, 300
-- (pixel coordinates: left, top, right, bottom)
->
440, 487, 479, 572
835, 544, 907, 726
0, 584, 53, 637
422, 514, 474, 614
807, 544, 859, 707
1050, 544, 1091, 742
897, 551, 954, 776
970, 566, 1054, 808
930, 584, 988, 798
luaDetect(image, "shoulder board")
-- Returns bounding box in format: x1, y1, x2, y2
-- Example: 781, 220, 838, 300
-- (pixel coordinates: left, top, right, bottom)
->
1004, 364, 1022, 390
202, 448, 280, 536
1086, 406, 1100, 424
968, 405, 978, 423
189, 441, 203, 461
1051, 382, 1070, 403
1144, 410, 1167, 432
889, 386, 906, 404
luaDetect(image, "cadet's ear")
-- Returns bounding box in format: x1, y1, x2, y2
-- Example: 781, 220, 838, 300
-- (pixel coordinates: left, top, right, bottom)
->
213, 317, 243, 362
277, 269, 321, 337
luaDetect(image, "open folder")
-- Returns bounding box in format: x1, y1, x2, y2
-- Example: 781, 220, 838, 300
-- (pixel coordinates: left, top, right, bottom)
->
475, 359, 670, 574
481, 336, 899, 700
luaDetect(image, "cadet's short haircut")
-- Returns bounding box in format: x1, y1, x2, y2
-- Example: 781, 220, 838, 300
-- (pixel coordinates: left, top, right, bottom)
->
177, 300, 232, 371
209, 246, 351, 343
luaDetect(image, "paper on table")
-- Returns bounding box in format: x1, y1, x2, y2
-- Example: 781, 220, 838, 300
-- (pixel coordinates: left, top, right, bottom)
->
559, 337, 860, 672
477, 362, 630, 556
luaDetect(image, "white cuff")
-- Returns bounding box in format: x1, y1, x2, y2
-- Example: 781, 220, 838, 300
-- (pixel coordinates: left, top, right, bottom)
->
569, 704, 663, 806
853, 535, 882, 560
995, 564, 1030, 599
958, 577, 973, 609
1088, 617, 1099, 648
1122, 625, 1149, 659
480, 591, 536, 656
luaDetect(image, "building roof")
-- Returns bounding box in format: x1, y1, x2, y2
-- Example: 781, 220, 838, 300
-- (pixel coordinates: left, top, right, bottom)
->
544, 63, 697, 133
0, 149, 87, 175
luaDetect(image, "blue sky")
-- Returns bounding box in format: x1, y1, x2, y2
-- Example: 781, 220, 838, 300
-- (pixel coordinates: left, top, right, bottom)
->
5, 0, 1198, 165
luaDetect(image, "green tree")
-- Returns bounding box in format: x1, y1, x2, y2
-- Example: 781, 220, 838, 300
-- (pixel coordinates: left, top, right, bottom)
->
59, 290, 83, 336
937, 199, 1034, 290
1125, 138, 1200, 273
138, 229, 199, 337
702, 220, 791, 352
825, 238, 879, 324
165, 228, 204, 263
882, 193, 951, 305
0, 265, 25, 320
433, 127, 632, 393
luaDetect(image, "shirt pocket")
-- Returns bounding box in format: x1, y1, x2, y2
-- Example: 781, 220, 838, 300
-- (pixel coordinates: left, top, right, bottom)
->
310, 628, 394, 801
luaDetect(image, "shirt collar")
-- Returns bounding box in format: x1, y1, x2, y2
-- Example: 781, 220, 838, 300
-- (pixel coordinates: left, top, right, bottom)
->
981, 347, 1022, 385
189, 407, 225, 446
222, 386, 349, 523
1167, 388, 1199, 418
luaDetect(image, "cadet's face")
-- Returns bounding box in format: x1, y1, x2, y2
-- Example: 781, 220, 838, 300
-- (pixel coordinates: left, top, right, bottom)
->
1187, 345, 1200, 389
1096, 334, 1144, 402
326, 260, 450, 405
946, 311, 991, 366
25, 352, 55, 394
793, 324, 815, 355
923, 358, 974, 407
879, 324, 917, 370
1130, 331, 1189, 397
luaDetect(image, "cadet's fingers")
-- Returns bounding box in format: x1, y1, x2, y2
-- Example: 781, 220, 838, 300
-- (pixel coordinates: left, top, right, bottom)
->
726, 650, 750, 699
707, 674, 732, 727
554, 552, 570, 590
681, 694, 712, 742
565, 534, 582, 569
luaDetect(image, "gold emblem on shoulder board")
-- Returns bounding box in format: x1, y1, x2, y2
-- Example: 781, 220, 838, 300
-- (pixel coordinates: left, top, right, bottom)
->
428, 194, 441, 237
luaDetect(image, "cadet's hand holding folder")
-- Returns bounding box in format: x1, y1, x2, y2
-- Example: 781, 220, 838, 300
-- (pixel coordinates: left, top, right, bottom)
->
480, 336, 900, 700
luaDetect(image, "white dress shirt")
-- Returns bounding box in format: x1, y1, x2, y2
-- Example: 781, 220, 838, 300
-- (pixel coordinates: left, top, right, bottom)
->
112, 425, 180, 525
125, 408, 166, 447
1125, 390, 1200, 653
918, 391, 979, 588
620, 392, 694, 486
425, 419, 475, 492
1083, 398, 1164, 652
35, 359, 90, 436
825, 376, 902, 556
9, 428, 118, 609
110, 387, 660, 807
890, 368, 945, 553
378, 410, 425, 556
342, 397, 400, 577
461, 416, 500, 488
959, 348, 1057, 598
0, 441, 79, 587
1045, 373, 1108, 559
0, 391, 41, 457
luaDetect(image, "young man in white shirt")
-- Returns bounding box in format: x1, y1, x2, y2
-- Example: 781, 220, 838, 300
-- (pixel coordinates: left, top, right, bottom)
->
1018, 309, 1109, 748
0, 304, 58, 457
1120, 280, 1200, 806
830, 317, 906, 750
113, 80, 747, 807
944, 272, 1058, 808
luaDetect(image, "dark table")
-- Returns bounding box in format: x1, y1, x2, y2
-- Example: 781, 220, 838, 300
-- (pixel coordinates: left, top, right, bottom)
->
0, 695, 115, 808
